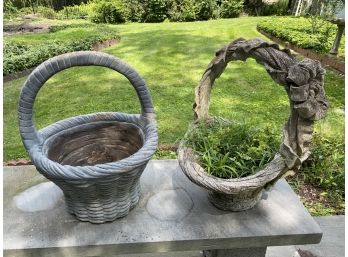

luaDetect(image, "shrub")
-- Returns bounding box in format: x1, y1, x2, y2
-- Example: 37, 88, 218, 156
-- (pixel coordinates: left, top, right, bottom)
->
195, 0, 216, 20
262, 0, 289, 16
186, 121, 280, 179
18, 7, 34, 15
142, 0, 169, 23
244, 0, 289, 16
4, 25, 120, 75
220, 0, 244, 18
243, 0, 263, 16
302, 133, 344, 196
37, 6, 57, 19
124, 0, 146, 22
48, 23, 96, 33
4, 0, 19, 19
3, 41, 29, 58
168, 0, 197, 22
90, 0, 127, 24
57, 4, 91, 19
4, 40, 89, 75
257, 17, 343, 56
212, 5, 221, 19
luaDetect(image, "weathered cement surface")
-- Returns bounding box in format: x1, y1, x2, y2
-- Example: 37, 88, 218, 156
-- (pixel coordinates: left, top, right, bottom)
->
4, 160, 322, 257
14, 181, 63, 212
77, 217, 345, 257
146, 188, 194, 221
267, 215, 345, 257
203, 247, 267, 257
302, 215, 345, 257
86, 215, 345, 257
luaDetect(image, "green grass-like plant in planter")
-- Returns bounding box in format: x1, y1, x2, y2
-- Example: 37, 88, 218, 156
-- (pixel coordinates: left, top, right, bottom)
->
186, 121, 280, 179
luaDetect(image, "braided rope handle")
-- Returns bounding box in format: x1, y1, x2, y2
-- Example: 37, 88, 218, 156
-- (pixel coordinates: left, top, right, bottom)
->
18, 51, 155, 151
193, 38, 329, 170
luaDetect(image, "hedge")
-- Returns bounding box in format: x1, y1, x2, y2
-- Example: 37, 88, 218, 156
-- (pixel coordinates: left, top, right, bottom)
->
9, 0, 250, 24
4, 25, 119, 76
257, 16, 345, 58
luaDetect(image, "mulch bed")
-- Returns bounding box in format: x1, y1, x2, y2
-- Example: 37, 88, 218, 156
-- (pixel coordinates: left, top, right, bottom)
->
158, 143, 178, 152
5, 159, 32, 166
286, 173, 344, 215
3, 68, 36, 82
288, 173, 324, 206
4, 15, 49, 35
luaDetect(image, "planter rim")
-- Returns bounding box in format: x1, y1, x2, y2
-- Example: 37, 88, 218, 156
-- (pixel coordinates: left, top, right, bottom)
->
30, 112, 158, 180
178, 135, 287, 195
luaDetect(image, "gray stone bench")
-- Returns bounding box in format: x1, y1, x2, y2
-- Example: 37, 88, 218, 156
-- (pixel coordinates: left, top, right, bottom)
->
4, 160, 322, 257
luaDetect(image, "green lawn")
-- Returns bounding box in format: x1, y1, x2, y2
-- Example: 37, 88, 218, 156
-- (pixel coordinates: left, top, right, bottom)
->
4, 17, 344, 162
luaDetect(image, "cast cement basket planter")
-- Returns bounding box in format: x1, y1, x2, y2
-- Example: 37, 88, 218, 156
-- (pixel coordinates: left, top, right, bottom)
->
18, 51, 158, 223
178, 38, 329, 211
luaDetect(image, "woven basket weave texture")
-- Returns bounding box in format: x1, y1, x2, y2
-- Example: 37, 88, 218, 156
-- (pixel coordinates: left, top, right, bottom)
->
18, 51, 158, 223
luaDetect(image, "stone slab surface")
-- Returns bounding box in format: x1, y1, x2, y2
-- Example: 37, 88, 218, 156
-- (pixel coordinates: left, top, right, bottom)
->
203, 247, 267, 257
303, 215, 344, 257
4, 160, 322, 257
109, 217, 345, 257
267, 215, 345, 257
84, 215, 344, 257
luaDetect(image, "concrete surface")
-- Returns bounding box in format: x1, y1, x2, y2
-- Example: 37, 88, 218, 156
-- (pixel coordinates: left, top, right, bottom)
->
267, 215, 345, 257
203, 247, 267, 257
4, 160, 323, 257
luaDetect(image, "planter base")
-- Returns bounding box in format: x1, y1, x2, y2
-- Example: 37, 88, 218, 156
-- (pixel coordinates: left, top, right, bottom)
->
208, 189, 262, 211
203, 247, 267, 257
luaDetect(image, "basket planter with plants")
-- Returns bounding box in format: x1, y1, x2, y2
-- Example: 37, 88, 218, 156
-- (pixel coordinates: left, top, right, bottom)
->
18, 51, 158, 223
178, 38, 329, 211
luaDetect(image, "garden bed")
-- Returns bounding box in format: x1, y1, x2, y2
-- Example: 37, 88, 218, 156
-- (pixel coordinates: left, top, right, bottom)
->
257, 16, 344, 71
3, 37, 120, 82
288, 175, 344, 216
258, 29, 345, 73
4, 23, 120, 76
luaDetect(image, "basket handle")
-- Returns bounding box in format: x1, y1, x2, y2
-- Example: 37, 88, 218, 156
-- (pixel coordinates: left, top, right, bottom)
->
193, 38, 329, 170
18, 51, 155, 150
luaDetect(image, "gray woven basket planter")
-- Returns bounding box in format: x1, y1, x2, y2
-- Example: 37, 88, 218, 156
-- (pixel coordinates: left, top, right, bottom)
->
178, 38, 329, 211
18, 51, 158, 223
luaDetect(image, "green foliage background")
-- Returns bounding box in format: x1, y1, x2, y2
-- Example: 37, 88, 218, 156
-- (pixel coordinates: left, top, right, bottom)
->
4, 24, 119, 75
257, 16, 345, 58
